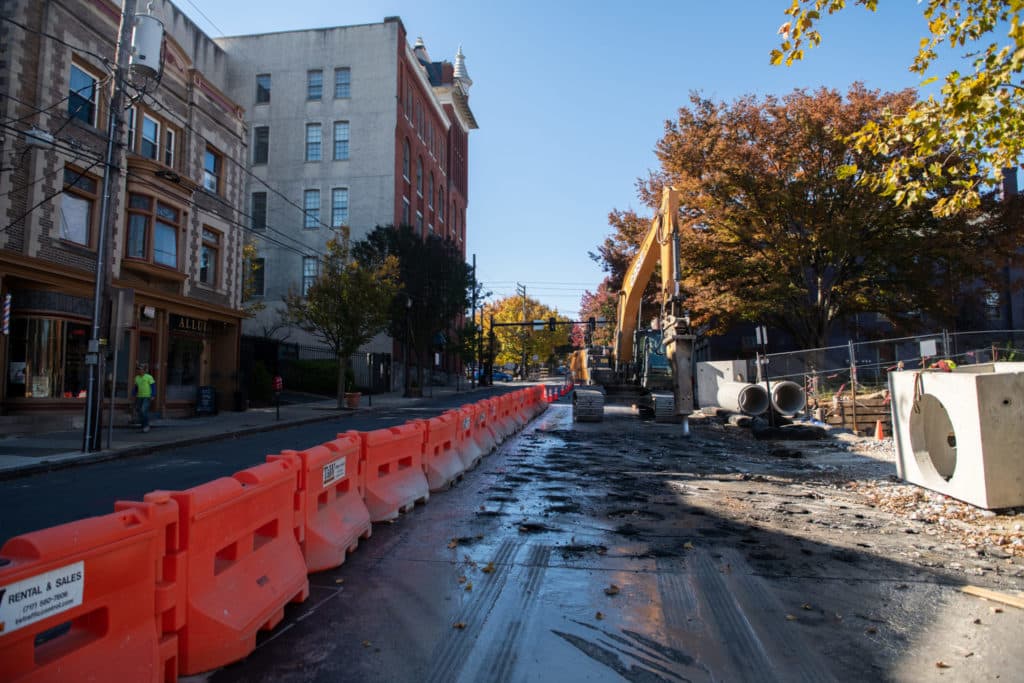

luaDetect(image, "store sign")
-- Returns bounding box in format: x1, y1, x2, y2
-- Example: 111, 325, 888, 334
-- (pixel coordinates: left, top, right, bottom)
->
170, 314, 211, 336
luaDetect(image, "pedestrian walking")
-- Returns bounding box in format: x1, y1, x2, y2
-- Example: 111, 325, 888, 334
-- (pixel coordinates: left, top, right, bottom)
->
133, 363, 156, 433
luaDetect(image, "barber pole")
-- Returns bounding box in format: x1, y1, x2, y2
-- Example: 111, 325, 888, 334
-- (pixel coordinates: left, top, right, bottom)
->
2, 293, 9, 335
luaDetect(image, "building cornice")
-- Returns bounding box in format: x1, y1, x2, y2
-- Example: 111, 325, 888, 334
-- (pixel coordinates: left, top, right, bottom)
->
404, 44, 451, 131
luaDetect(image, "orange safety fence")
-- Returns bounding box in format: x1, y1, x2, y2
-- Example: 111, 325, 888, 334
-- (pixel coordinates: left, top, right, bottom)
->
269, 432, 371, 574
415, 413, 465, 492
0, 499, 180, 683
140, 460, 309, 675
454, 405, 483, 470
355, 422, 430, 522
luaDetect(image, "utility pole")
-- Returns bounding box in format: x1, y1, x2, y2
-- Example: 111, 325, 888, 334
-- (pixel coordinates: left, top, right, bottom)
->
517, 282, 527, 379
83, 0, 137, 452
470, 254, 477, 389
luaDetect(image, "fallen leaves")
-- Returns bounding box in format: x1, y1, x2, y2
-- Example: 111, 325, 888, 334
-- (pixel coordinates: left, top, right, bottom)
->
453, 622, 467, 630
853, 480, 1024, 559
935, 661, 951, 669
447, 539, 459, 549
785, 614, 798, 621
595, 611, 605, 620
482, 562, 496, 574
604, 584, 620, 596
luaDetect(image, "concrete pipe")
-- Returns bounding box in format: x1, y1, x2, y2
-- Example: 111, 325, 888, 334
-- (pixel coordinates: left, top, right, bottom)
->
770, 380, 806, 417
716, 381, 770, 416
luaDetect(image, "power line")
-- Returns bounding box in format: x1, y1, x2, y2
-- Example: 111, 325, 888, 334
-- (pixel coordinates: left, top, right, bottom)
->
123, 170, 321, 259
0, 15, 114, 67
178, 0, 226, 37
0, 157, 105, 235
139, 92, 343, 234
0, 118, 324, 260
0, 75, 113, 128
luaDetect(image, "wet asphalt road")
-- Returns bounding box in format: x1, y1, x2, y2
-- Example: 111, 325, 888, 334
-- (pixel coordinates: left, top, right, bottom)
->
7, 398, 1022, 680
193, 404, 837, 683
0, 387, 515, 541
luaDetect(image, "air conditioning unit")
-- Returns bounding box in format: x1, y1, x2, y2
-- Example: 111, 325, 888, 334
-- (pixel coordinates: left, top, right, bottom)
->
889, 363, 1024, 509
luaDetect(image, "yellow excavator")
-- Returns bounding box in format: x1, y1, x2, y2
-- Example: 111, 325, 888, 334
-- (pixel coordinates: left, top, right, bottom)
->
572, 187, 695, 432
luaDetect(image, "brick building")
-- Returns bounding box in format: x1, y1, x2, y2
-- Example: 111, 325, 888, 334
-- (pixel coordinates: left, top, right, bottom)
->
0, 0, 248, 420
213, 18, 478, 377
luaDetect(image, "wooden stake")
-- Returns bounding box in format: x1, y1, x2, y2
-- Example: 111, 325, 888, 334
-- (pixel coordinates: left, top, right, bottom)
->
962, 585, 1024, 610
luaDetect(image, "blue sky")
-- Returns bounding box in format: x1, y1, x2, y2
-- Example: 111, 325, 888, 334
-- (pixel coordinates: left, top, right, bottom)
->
181, 1, 930, 318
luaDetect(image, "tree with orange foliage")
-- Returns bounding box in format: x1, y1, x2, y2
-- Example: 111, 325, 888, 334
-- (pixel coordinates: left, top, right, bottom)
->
597, 85, 1017, 350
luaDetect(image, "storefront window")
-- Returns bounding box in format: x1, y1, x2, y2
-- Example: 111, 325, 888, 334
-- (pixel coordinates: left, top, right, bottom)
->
6, 318, 89, 399
166, 336, 202, 401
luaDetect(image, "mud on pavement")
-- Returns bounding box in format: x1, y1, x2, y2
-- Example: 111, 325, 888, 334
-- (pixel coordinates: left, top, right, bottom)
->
206, 404, 1024, 683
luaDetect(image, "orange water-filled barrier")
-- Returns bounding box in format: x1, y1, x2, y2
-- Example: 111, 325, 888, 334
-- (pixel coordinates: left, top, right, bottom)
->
416, 413, 465, 492
143, 460, 309, 675
0, 499, 180, 682
356, 422, 430, 522
270, 432, 371, 573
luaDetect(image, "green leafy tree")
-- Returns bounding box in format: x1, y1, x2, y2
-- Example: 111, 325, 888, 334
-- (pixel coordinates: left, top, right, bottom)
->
284, 234, 399, 408
353, 226, 474, 392
774, 0, 1024, 216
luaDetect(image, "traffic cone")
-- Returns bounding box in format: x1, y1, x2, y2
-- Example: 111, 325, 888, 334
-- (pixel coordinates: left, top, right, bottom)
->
875, 419, 885, 440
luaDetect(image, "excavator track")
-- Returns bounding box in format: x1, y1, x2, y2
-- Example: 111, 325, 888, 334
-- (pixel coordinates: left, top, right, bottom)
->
572, 389, 604, 422
651, 392, 677, 423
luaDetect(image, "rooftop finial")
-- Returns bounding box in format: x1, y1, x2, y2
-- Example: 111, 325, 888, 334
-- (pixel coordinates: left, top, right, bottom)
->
453, 45, 472, 89
413, 36, 430, 63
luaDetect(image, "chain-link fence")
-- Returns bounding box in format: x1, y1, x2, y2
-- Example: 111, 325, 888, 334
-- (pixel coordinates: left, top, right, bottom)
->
764, 329, 1024, 407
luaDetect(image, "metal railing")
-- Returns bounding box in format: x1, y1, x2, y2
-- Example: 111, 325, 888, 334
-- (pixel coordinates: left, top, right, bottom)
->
762, 329, 1024, 406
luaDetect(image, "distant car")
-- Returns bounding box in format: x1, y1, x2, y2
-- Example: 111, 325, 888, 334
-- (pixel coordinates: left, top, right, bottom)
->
492, 370, 513, 382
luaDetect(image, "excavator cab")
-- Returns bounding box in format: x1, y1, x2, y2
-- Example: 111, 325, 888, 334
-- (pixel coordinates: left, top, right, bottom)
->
633, 329, 672, 391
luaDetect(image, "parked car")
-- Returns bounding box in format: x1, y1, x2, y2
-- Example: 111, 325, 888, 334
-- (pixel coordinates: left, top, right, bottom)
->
492, 370, 513, 382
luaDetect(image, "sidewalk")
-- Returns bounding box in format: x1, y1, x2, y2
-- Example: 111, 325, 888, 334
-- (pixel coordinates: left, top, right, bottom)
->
0, 383, 501, 480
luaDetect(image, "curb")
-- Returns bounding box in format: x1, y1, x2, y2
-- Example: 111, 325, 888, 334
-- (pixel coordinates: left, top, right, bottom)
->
0, 408, 356, 482
0, 385, 507, 482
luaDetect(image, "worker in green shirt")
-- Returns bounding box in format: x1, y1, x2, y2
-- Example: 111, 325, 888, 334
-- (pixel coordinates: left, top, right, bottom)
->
133, 363, 156, 433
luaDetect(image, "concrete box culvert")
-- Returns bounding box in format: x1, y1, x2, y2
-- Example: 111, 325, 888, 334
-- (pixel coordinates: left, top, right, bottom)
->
908, 394, 958, 481
890, 363, 1024, 509
770, 380, 807, 417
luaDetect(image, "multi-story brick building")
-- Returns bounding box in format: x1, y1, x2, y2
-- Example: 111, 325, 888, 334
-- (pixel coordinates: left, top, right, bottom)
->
0, 0, 248, 420
213, 18, 478, 365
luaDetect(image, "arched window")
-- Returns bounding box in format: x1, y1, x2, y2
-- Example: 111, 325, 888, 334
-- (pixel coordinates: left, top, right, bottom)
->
428, 172, 434, 209
416, 157, 423, 196
402, 139, 410, 180
438, 187, 445, 222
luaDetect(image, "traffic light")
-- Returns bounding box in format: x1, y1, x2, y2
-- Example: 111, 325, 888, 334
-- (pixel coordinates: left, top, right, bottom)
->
548, 317, 556, 331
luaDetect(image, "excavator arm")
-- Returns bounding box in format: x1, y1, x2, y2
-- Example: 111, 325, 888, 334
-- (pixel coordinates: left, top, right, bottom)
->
613, 187, 694, 422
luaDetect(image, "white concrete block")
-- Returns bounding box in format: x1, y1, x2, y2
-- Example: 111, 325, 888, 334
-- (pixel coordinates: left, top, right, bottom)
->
889, 363, 1024, 509
697, 361, 751, 409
